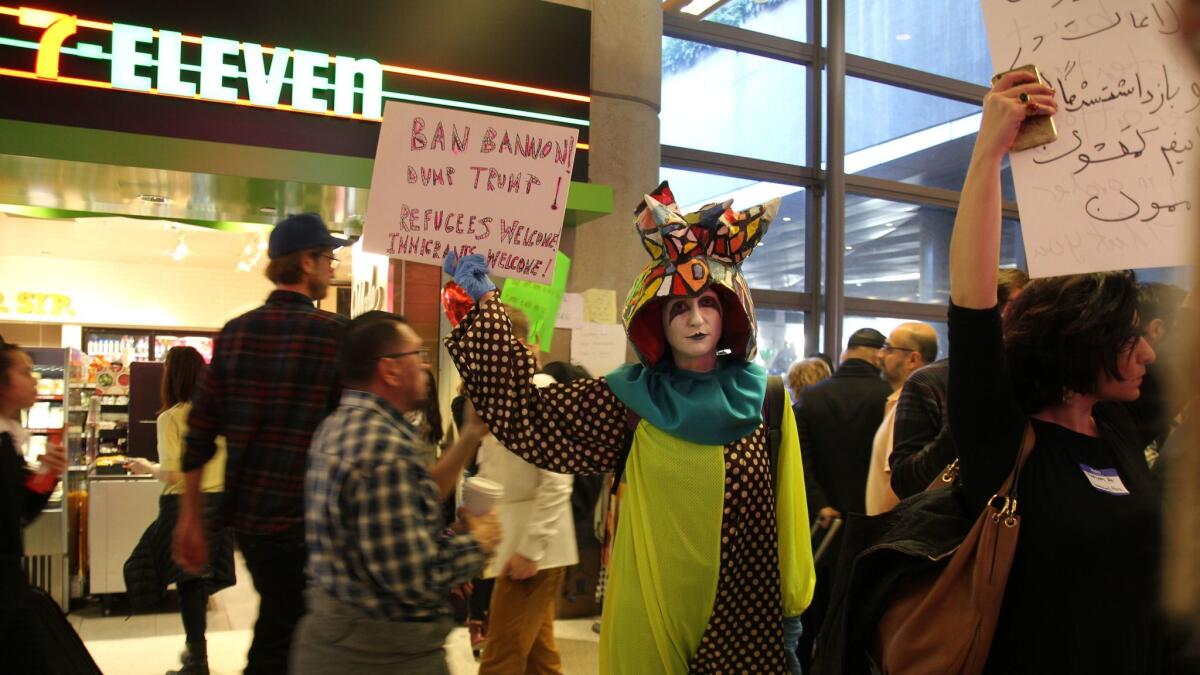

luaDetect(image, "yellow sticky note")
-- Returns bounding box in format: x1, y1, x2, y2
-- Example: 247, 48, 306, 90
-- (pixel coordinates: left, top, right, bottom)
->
581, 288, 617, 324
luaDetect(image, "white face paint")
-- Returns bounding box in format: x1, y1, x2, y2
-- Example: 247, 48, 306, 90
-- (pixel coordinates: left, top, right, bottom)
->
661, 289, 723, 367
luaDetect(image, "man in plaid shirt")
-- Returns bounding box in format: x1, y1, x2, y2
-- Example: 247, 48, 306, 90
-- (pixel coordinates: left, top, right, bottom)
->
293, 311, 499, 675
175, 213, 349, 674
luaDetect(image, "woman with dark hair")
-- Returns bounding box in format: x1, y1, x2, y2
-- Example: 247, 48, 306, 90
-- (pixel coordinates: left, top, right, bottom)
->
946, 71, 1168, 672
126, 346, 234, 675
0, 341, 68, 672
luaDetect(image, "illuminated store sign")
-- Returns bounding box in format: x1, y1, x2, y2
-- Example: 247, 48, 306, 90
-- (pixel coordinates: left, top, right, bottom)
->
0, 5, 591, 136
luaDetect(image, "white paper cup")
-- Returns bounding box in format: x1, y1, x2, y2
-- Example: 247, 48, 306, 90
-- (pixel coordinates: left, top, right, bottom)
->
463, 477, 505, 515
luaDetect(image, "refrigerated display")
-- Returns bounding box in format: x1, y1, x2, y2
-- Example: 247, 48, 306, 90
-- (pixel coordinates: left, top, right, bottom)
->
22, 347, 87, 611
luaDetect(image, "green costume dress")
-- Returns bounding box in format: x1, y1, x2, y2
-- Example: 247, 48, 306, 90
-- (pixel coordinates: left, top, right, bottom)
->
445, 182, 815, 672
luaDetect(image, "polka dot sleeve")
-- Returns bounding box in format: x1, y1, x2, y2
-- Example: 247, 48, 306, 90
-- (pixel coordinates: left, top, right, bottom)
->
444, 295, 628, 474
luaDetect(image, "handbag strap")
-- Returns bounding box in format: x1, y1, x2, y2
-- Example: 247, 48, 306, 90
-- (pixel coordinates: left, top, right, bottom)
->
988, 422, 1036, 523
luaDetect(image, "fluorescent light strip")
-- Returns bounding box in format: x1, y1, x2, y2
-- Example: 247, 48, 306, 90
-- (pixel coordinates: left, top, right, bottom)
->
380, 91, 589, 127
0, 4, 590, 103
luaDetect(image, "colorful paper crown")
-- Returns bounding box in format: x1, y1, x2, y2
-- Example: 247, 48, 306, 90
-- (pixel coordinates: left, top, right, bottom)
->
622, 181, 779, 367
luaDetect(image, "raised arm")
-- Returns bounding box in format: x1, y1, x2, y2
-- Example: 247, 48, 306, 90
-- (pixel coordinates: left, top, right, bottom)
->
444, 292, 627, 475
947, 73, 1055, 509
950, 70, 1054, 310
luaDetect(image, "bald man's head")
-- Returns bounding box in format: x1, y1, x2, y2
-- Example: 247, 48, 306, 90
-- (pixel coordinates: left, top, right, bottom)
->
880, 322, 939, 388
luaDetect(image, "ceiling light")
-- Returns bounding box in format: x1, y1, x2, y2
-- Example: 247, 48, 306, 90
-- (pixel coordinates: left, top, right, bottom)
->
845, 245, 854, 251
681, 0, 725, 15
782, 216, 792, 222
895, 33, 912, 41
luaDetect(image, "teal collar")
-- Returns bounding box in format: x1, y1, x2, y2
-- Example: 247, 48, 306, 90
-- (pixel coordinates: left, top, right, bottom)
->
605, 360, 767, 446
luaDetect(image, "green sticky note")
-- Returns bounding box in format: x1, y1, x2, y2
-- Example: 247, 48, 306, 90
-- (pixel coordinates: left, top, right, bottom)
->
500, 251, 571, 352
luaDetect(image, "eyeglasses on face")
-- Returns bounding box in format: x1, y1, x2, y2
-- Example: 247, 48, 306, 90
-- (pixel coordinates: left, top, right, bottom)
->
881, 343, 915, 353
313, 252, 340, 269
375, 348, 431, 364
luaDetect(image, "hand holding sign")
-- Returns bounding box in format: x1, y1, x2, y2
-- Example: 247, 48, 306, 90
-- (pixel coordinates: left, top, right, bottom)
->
444, 252, 497, 301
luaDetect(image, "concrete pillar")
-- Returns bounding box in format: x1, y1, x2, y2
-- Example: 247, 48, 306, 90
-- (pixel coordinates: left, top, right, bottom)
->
563, 0, 662, 319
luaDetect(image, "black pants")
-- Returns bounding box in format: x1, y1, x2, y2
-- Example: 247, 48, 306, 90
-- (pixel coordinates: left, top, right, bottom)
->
178, 578, 208, 647
236, 530, 307, 675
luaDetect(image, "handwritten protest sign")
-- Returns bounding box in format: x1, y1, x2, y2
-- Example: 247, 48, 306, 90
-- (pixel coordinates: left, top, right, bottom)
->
500, 251, 571, 352
362, 102, 578, 283
571, 322, 627, 377
981, 0, 1200, 277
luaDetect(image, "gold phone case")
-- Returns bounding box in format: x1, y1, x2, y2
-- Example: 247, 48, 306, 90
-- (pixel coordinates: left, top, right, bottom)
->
992, 64, 1058, 152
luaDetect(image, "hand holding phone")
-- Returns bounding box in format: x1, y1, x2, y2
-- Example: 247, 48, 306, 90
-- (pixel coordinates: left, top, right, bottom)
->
991, 64, 1058, 152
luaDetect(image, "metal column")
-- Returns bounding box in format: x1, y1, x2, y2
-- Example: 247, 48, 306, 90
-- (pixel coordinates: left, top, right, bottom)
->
823, 0, 846, 359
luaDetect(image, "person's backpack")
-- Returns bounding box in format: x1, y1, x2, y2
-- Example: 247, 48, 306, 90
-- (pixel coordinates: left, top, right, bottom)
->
611, 375, 787, 492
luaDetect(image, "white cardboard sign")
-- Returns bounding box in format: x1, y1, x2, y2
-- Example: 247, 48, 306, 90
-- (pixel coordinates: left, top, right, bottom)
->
570, 322, 627, 378
362, 102, 578, 282
981, 0, 1199, 277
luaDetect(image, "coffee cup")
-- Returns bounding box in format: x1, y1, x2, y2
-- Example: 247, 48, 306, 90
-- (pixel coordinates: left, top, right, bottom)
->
463, 477, 504, 515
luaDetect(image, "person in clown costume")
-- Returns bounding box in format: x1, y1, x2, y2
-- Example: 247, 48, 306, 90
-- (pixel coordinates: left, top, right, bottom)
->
443, 181, 816, 674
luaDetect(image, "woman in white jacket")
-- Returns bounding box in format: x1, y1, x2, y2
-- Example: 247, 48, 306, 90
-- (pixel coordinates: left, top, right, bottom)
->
475, 305, 577, 675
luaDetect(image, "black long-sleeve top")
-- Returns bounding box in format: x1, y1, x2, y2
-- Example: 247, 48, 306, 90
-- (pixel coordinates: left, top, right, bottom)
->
948, 304, 1170, 674
1, 431, 53, 606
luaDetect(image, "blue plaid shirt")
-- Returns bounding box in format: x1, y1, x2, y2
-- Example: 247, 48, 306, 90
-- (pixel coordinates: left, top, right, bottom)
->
305, 390, 485, 621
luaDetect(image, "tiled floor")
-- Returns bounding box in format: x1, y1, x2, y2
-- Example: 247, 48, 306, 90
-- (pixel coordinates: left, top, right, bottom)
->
77, 553, 600, 674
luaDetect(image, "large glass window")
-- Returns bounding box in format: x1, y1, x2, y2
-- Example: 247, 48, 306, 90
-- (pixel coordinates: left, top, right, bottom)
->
702, 0, 808, 42
661, 38, 807, 164
754, 308, 807, 375
658, 167, 809, 292
845, 83, 1017, 199
845, 0, 993, 86
843, 196, 1024, 304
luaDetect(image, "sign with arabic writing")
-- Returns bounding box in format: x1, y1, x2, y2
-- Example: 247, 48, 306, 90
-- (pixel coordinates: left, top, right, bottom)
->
981, 0, 1199, 276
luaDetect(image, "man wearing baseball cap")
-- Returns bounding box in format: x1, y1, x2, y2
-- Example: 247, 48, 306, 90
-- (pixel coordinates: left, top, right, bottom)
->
175, 213, 350, 674
789, 326, 891, 672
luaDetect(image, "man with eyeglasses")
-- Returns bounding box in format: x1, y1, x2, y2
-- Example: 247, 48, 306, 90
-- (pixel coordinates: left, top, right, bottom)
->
294, 311, 501, 675
864, 323, 939, 515
176, 212, 350, 674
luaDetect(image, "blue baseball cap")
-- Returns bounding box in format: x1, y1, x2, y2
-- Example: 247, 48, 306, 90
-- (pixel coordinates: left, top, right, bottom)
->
268, 213, 351, 259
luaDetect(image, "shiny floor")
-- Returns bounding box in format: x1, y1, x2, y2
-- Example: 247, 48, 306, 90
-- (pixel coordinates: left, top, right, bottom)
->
76, 553, 601, 674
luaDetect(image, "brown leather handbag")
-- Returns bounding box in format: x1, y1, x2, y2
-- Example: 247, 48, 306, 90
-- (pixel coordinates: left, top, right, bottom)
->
871, 424, 1036, 675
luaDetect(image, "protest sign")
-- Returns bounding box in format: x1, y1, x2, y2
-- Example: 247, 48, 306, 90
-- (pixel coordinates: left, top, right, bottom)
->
500, 251, 571, 351
981, 0, 1200, 276
556, 293, 585, 329
362, 102, 578, 283
571, 322, 627, 377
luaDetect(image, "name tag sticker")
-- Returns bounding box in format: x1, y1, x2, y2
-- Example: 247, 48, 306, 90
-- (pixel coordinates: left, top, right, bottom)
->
1080, 464, 1130, 496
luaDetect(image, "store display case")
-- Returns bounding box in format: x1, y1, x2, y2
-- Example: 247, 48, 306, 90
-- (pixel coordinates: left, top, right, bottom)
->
21, 347, 87, 611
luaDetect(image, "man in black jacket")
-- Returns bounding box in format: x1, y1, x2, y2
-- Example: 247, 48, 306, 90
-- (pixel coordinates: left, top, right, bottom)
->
792, 328, 890, 671
795, 328, 892, 524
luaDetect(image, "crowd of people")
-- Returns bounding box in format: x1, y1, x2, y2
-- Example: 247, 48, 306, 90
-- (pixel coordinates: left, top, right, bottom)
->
0, 70, 1196, 675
